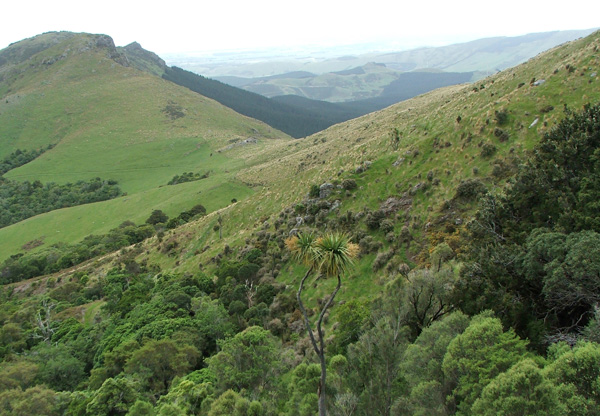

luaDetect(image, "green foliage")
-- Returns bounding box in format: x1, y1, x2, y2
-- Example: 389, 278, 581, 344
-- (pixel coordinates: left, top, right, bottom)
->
400, 312, 470, 416
494, 109, 509, 126
167, 171, 209, 185
544, 341, 600, 413
86, 377, 141, 416
460, 103, 600, 344
471, 359, 566, 416
0, 177, 122, 228
480, 142, 497, 158
146, 209, 169, 225
124, 339, 200, 395
34, 343, 86, 391
508, 103, 600, 235
126, 400, 156, 416
0, 360, 39, 391
165, 204, 207, 229
207, 389, 262, 416
331, 299, 370, 354
346, 316, 409, 415
285, 363, 320, 416
0, 385, 60, 416
453, 178, 488, 201
206, 326, 283, 394
383, 268, 455, 339
309, 184, 320, 198
365, 209, 386, 230
0, 323, 27, 358
158, 378, 214, 415
0, 146, 52, 176
442, 313, 530, 414
523, 230, 600, 316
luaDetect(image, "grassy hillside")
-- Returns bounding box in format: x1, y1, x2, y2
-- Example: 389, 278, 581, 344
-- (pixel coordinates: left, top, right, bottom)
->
0, 30, 599, 416
132, 30, 600, 290
0, 32, 290, 261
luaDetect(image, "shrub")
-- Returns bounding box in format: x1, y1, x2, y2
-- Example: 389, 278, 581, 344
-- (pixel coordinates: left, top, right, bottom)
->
309, 184, 320, 198
372, 250, 395, 271
494, 109, 509, 126
493, 128, 510, 142
480, 142, 497, 158
454, 179, 488, 201
380, 219, 395, 234
366, 210, 386, 230
342, 179, 358, 190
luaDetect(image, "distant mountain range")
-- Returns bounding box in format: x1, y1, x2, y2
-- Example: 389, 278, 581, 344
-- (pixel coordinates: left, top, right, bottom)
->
168, 29, 597, 78
155, 29, 597, 131
121, 45, 476, 137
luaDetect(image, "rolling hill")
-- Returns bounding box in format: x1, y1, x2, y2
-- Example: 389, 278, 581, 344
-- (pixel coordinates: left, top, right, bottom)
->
0, 32, 290, 262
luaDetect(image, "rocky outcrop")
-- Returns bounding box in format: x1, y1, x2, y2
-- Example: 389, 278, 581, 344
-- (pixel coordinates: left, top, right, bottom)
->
122, 42, 166, 75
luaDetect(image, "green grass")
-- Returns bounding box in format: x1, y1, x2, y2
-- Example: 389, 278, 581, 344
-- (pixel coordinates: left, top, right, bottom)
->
3, 31, 600, 291
0, 34, 290, 261
6, 138, 241, 194
160, 31, 600, 280
0, 176, 253, 262
83, 300, 105, 327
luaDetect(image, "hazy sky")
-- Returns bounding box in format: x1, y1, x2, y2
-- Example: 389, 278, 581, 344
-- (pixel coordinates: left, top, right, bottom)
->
2, 0, 599, 54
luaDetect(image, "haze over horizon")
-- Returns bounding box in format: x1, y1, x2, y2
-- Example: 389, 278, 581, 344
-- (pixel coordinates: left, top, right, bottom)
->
2, 0, 599, 56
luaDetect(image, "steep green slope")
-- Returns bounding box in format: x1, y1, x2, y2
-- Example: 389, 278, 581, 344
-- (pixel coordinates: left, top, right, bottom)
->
135, 30, 600, 294
0, 32, 290, 261
0, 30, 599, 416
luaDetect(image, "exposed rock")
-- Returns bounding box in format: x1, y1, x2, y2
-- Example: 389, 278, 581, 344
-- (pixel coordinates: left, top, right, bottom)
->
409, 182, 426, 196
379, 196, 412, 216
221, 137, 259, 151
319, 183, 334, 199
392, 158, 405, 167
355, 161, 372, 174
122, 41, 167, 75
93, 35, 130, 67
532, 79, 546, 86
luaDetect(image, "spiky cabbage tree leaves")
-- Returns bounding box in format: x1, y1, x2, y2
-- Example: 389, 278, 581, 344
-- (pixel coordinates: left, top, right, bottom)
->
286, 232, 358, 416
